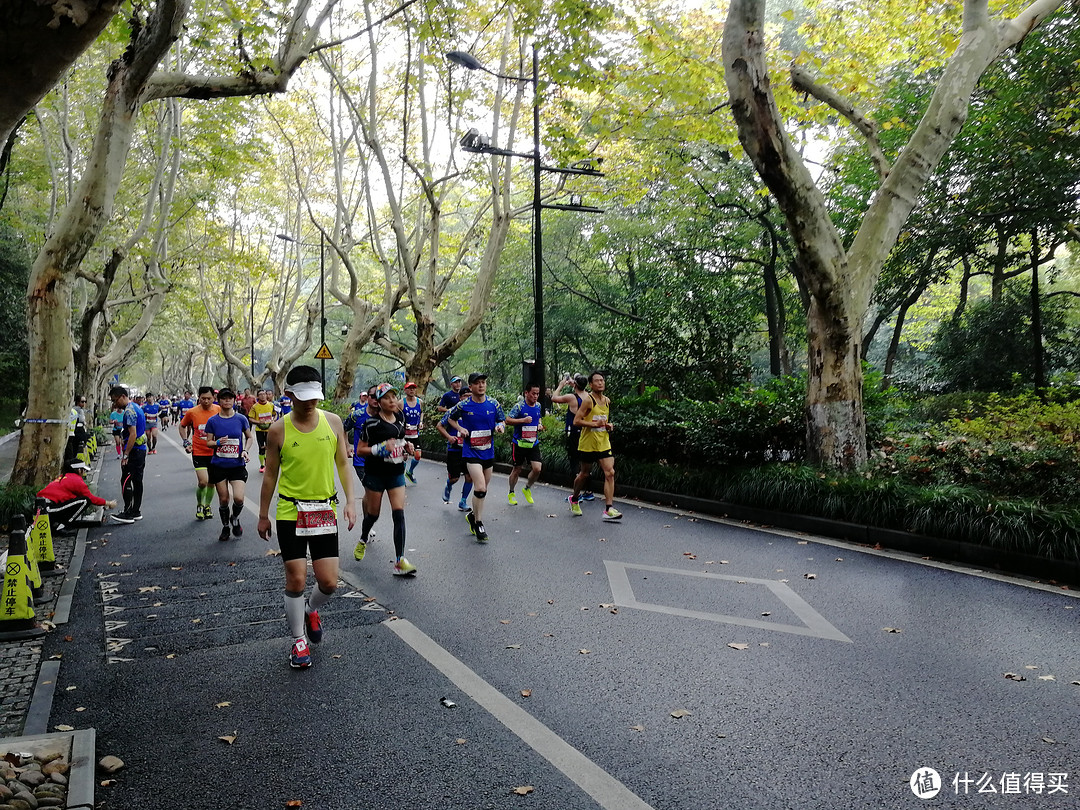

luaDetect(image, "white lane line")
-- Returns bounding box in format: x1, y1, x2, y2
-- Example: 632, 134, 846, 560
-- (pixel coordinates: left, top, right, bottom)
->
385, 618, 655, 810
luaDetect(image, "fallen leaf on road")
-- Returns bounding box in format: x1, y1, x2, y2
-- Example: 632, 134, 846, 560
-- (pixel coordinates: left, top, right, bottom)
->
286, 802, 302, 808
75, 707, 86, 712
1043, 737, 1056, 744
265, 549, 281, 557
882, 627, 902, 634
100, 779, 116, 787
578, 649, 591, 655
546, 514, 557, 518
215, 702, 231, 709
804, 573, 816, 580
54, 725, 74, 732
121, 554, 131, 558
456, 738, 467, 745
835, 558, 844, 561
728, 643, 750, 650
547, 599, 554, 605
585, 571, 592, 575
520, 690, 532, 698
138, 586, 160, 594
630, 724, 645, 732
1038, 675, 1056, 681
1024, 665, 1039, 670
797, 541, 808, 545
513, 786, 534, 795
761, 612, 771, 617
499, 620, 511, 625
663, 525, 671, 528
526, 612, 538, 616
170, 566, 182, 571
670, 709, 692, 718
165, 654, 176, 659
64, 635, 73, 642
332, 654, 342, 659
1004, 673, 1027, 681
600, 603, 614, 609
191, 618, 202, 624
218, 733, 237, 745
66, 686, 77, 691
506, 644, 521, 650
440, 697, 457, 708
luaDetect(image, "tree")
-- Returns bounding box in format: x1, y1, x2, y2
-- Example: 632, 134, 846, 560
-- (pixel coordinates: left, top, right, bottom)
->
722, 0, 1068, 469
13, 0, 340, 487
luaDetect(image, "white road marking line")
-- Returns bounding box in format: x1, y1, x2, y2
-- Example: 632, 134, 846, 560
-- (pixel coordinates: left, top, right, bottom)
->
385, 618, 655, 810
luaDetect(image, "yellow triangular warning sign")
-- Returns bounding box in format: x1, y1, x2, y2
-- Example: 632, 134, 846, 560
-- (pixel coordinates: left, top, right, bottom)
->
314, 343, 334, 360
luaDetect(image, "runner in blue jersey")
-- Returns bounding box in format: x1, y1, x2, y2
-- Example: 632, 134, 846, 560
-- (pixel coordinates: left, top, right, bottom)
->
443, 372, 505, 542
142, 393, 161, 453
109, 386, 147, 524
204, 388, 254, 542
177, 392, 195, 423
157, 396, 172, 430
505, 383, 545, 506
401, 381, 423, 483
437, 376, 464, 413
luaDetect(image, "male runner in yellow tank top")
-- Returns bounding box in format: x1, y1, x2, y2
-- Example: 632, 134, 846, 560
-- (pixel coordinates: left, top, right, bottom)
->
258, 366, 356, 668
569, 371, 623, 521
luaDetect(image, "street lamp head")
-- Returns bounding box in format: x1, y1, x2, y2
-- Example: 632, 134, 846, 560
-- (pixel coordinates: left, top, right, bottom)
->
446, 51, 484, 71
276, 233, 295, 242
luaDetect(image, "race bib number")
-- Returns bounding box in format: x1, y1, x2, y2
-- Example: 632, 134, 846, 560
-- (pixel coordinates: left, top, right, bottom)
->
469, 429, 492, 451
589, 414, 607, 432
388, 440, 405, 464
295, 500, 337, 536
258, 412, 274, 425
216, 437, 240, 459
196, 422, 208, 440
405, 424, 419, 439
146, 415, 158, 426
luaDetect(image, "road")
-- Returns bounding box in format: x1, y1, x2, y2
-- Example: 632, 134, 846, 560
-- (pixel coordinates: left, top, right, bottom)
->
45, 428, 1079, 809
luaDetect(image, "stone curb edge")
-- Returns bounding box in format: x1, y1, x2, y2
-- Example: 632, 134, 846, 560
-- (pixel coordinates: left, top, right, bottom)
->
0, 727, 95, 810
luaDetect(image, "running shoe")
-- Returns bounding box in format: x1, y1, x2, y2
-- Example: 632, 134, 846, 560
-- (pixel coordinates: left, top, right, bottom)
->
305, 609, 323, 643
522, 487, 534, 504
259, 465, 265, 473
466, 511, 477, 536
195, 505, 203, 520
290, 638, 312, 668
131, 512, 143, 520
569, 499, 583, 517
232, 520, 243, 537
405, 470, 417, 484
110, 511, 135, 524
474, 521, 489, 543
353, 538, 367, 561
458, 497, 469, 511
218, 525, 231, 542
507, 492, 518, 506
394, 557, 417, 576
442, 481, 452, 503
582, 492, 596, 501
603, 507, 623, 521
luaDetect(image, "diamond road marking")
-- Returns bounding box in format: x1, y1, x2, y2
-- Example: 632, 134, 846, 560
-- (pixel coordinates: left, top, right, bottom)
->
603, 561, 851, 643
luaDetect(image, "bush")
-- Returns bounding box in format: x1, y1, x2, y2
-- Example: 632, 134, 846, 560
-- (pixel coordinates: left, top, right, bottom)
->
0, 481, 36, 533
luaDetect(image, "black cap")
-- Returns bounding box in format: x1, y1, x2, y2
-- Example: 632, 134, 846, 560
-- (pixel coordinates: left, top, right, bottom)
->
468, 373, 488, 385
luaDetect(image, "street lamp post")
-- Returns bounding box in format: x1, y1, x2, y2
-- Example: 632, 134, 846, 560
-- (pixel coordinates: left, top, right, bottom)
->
277, 231, 327, 383
446, 47, 603, 396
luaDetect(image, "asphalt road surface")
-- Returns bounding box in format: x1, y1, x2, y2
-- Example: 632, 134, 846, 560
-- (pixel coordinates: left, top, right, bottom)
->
45, 430, 1080, 809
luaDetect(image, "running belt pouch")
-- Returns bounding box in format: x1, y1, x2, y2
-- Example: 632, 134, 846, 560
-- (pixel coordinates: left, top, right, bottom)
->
295, 500, 337, 536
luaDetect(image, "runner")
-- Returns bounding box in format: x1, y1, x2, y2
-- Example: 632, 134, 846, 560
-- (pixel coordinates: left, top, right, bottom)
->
402, 381, 423, 484
436, 379, 472, 509
551, 374, 596, 502
257, 366, 356, 669
437, 376, 464, 413
204, 388, 254, 542
443, 372, 505, 542
109, 385, 148, 524
179, 386, 221, 520
176, 391, 195, 423
505, 383, 544, 505
247, 389, 276, 472
569, 371, 622, 521
240, 388, 256, 419
278, 394, 292, 417
142, 393, 161, 454
353, 383, 416, 575
109, 404, 124, 459
157, 394, 172, 431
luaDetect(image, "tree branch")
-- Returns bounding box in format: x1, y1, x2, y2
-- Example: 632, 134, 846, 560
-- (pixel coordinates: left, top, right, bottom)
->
790, 64, 890, 182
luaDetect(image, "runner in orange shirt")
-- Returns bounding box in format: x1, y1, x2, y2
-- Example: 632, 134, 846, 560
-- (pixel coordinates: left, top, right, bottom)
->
179, 386, 222, 520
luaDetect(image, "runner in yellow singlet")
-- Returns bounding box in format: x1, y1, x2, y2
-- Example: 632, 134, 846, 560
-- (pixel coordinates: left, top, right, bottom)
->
257, 366, 356, 669
248, 390, 276, 472
569, 371, 622, 521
